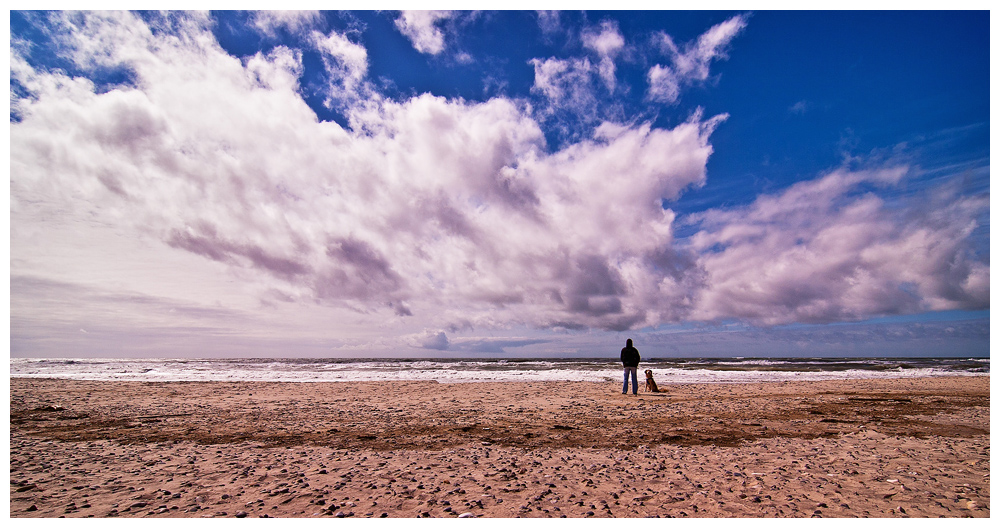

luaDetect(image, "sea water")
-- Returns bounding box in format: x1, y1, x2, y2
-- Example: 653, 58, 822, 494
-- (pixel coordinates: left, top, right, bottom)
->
9, 357, 989, 384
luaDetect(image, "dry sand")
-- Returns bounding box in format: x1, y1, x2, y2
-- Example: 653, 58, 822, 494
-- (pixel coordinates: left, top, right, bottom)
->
9, 376, 989, 518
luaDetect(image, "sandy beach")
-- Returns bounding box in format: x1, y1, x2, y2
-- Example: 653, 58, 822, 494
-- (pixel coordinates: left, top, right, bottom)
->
9, 376, 989, 518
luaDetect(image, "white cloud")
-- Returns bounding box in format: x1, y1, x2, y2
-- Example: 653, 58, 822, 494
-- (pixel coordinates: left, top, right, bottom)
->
536, 10, 561, 35
309, 30, 369, 107
685, 167, 989, 325
790, 100, 809, 114
252, 10, 323, 38
647, 64, 681, 105
394, 10, 455, 55
407, 330, 450, 350
582, 20, 625, 91
311, 31, 367, 81
529, 21, 626, 118
647, 14, 748, 103
245, 46, 304, 92
528, 56, 595, 111
12, 12, 735, 337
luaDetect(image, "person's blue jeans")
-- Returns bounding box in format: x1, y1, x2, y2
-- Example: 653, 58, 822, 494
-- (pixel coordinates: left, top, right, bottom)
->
622, 367, 638, 394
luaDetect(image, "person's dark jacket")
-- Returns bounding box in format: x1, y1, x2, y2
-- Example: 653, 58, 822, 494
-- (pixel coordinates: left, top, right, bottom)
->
620, 345, 640, 367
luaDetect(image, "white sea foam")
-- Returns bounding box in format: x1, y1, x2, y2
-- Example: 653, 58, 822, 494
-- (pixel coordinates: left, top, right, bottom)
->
9, 357, 988, 384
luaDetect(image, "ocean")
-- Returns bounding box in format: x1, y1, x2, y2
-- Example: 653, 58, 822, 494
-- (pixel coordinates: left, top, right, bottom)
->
8, 357, 989, 384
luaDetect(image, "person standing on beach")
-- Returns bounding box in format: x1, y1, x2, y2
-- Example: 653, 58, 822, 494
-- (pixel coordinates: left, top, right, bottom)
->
620, 338, 640, 395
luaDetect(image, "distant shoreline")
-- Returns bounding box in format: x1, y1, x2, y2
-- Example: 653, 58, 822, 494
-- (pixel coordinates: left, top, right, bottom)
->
10, 356, 989, 384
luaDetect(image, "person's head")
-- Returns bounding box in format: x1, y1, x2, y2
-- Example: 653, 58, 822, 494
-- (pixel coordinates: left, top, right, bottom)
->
626, 338, 632, 347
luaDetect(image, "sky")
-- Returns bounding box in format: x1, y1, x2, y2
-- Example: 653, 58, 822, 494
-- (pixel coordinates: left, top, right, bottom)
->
8, 9, 991, 358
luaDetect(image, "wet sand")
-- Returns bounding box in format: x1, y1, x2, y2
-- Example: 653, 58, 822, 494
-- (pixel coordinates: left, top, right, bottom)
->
9, 376, 989, 518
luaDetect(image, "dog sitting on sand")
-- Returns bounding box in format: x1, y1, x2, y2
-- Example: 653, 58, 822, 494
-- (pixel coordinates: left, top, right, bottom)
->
644, 369, 660, 393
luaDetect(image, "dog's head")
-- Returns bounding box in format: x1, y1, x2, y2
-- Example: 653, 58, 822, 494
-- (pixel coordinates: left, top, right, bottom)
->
644, 369, 653, 377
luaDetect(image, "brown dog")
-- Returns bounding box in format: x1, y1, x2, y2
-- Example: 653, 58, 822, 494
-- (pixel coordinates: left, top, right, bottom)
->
644, 369, 660, 393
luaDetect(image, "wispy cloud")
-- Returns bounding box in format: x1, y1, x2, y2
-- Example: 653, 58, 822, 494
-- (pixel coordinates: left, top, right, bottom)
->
252, 10, 323, 39
528, 56, 596, 110
536, 11, 562, 36
527, 19, 626, 130
789, 100, 810, 114
647, 14, 748, 104
582, 20, 625, 91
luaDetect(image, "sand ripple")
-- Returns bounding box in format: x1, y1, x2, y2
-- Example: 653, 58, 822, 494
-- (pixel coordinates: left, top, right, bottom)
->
10, 376, 989, 518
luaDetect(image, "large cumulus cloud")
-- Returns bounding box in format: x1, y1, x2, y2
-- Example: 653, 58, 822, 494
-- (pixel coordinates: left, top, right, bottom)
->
11, 11, 721, 335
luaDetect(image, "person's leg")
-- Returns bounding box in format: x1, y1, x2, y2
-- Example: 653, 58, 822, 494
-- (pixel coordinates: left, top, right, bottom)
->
622, 368, 629, 394
630, 368, 638, 395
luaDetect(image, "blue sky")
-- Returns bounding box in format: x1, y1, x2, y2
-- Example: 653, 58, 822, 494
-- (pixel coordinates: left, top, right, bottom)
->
8, 10, 990, 358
